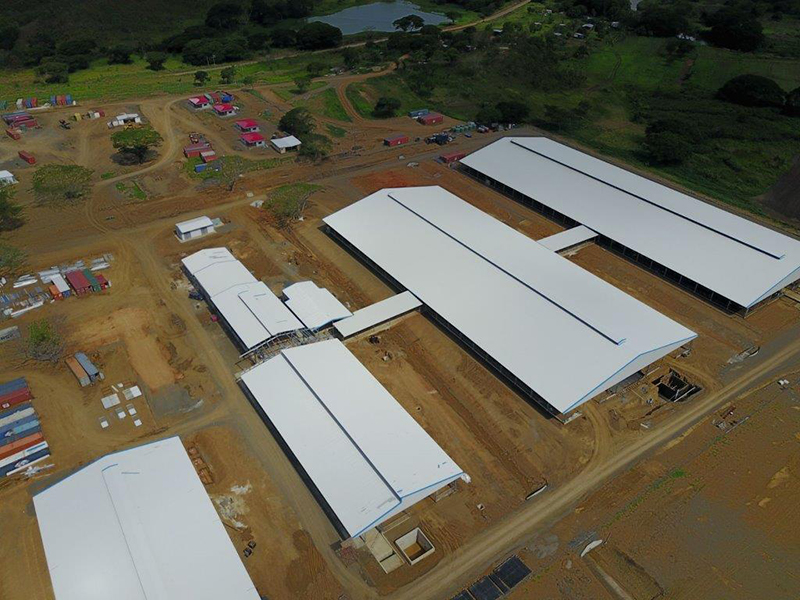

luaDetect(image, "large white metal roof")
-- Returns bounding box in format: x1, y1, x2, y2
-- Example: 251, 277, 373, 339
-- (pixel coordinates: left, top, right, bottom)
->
282, 281, 352, 330
33, 437, 259, 600
324, 186, 696, 414
182, 248, 303, 350
240, 339, 466, 538
461, 137, 800, 308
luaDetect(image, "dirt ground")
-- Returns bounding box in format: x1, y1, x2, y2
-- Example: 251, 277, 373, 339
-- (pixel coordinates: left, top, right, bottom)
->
2, 79, 800, 600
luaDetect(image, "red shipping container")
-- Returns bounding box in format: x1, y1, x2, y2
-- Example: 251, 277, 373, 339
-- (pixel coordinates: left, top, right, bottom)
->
95, 273, 109, 289
418, 113, 444, 126
384, 134, 409, 147
0, 387, 32, 409
18, 151, 35, 164
439, 151, 467, 164
0, 432, 44, 461
66, 269, 92, 294
5, 128, 21, 140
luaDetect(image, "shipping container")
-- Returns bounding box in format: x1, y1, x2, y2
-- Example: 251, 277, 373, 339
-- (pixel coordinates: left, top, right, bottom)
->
384, 134, 409, 147
6, 128, 21, 140
408, 108, 429, 118
195, 163, 208, 173
439, 151, 467, 164
0, 377, 27, 397
95, 273, 110, 289
0, 387, 33, 410
65, 269, 91, 294
65, 356, 90, 387
75, 352, 100, 380
0, 421, 40, 448
0, 432, 44, 461
0, 404, 34, 429
18, 151, 36, 164
0, 444, 49, 477
82, 269, 101, 292
66, 94, 73, 104
418, 113, 444, 126
0, 413, 39, 439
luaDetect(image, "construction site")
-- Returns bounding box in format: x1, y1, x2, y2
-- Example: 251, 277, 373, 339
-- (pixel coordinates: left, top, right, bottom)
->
1, 69, 799, 600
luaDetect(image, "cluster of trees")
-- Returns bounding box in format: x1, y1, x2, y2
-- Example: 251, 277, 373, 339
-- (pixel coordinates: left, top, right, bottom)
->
111, 126, 164, 164
278, 107, 333, 161
717, 74, 800, 113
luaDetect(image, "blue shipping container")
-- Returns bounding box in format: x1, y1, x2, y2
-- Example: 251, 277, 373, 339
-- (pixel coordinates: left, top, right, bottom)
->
0, 448, 50, 478
66, 94, 73, 104
0, 377, 27, 397
195, 163, 207, 173
0, 404, 33, 427
0, 413, 38, 438
75, 352, 99, 378
0, 425, 41, 448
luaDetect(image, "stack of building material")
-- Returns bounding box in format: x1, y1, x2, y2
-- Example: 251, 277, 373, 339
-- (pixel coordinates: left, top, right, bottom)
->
0, 378, 50, 477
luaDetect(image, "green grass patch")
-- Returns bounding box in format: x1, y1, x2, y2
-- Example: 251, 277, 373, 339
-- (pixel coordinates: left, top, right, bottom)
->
100, 171, 116, 180
326, 123, 347, 137
114, 180, 147, 200
346, 76, 427, 118
264, 182, 322, 226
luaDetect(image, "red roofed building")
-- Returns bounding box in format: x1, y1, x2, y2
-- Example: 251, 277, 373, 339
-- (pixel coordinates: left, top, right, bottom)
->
188, 96, 211, 109
212, 104, 238, 117
240, 132, 266, 148
234, 119, 260, 133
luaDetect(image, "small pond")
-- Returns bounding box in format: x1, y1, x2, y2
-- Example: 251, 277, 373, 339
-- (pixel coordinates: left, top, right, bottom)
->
308, 0, 450, 35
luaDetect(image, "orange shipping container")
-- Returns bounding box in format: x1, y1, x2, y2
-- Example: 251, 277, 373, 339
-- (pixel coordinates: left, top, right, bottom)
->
49, 284, 62, 299
0, 432, 44, 461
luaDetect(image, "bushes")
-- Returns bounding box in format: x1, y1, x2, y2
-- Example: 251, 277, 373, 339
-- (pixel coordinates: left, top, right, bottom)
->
703, 6, 764, 52
717, 74, 786, 108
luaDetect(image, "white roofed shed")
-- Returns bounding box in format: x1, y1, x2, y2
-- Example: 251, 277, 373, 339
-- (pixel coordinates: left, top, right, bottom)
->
33, 437, 260, 600
461, 137, 800, 310
240, 339, 467, 538
323, 186, 696, 415
282, 281, 352, 330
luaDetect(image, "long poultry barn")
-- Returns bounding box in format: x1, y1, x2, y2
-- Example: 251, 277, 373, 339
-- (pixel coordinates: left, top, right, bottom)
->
460, 136, 800, 313
323, 186, 696, 417
182, 247, 304, 353
239, 339, 468, 539
33, 437, 260, 600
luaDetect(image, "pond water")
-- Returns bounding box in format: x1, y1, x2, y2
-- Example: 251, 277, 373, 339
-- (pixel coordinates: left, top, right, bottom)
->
308, 0, 450, 35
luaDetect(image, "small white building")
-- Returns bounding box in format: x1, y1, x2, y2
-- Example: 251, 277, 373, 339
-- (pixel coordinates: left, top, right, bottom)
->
0, 170, 18, 185
271, 135, 302, 154
175, 216, 216, 242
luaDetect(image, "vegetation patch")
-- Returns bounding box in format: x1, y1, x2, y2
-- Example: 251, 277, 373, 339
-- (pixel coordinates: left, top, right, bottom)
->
263, 182, 322, 227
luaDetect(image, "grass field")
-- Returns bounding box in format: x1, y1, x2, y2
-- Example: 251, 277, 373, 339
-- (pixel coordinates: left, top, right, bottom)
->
346, 76, 427, 117
0, 53, 346, 105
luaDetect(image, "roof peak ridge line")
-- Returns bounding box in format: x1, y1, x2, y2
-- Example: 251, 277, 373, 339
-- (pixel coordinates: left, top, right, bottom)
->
508, 138, 785, 260
236, 285, 277, 338
385, 190, 626, 346
278, 351, 403, 504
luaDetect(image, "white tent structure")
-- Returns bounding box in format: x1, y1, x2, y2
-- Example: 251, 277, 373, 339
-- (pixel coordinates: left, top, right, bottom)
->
33, 437, 260, 600
282, 281, 352, 330
324, 186, 696, 415
271, 135, 302, 154
0, 170, 18, 185
182, 247, 303, 351
461, 137, 800, 311
240, 339, 468, 539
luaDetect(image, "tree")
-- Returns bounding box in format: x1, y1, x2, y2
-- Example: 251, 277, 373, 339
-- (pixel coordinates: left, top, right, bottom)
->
298, 133, 333, 161
306, 61, 327, 77
27, 319, 64, 363
372, 96, 401, 118
36, 60, 69, 83
146, 52, 168, 71
476, 105, 502, 125
195, 70, 210, 85
294, 76, 312, 94
393, 14, 425, 31
216, 156, 248, 191
643, 120, 693, 165
704, 7, 764, 52
0, 243, 26, 278
295, 22, 342, 50
785, 86, 800, 116
58, 38, 97, 56
717, 74, 786, 107
31, 165, 94, 206
220, 66, 236, 84
279, 107, 316, 136
108, 45, 133, 64
111, 127, 164, 164
0, 183, 24, 231
0, 23, 20, 51
206, 2, 243, 30
496, 101, 529, 123
271, 28, 297, 48
636, 2, 690, 37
